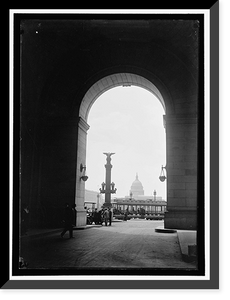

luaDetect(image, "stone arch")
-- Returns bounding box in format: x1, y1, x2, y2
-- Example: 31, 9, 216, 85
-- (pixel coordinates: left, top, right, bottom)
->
79, 73, 167, 122
75, 72, 168, 226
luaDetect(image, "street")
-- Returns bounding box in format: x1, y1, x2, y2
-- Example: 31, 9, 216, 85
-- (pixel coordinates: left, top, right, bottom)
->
20, 220, 196, 272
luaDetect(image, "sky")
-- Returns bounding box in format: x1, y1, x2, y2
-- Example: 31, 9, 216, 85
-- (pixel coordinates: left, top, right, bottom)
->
85, 86, 166, 200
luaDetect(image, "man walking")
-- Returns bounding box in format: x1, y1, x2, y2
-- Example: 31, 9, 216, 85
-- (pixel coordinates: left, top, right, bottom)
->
61, 203, 74, 238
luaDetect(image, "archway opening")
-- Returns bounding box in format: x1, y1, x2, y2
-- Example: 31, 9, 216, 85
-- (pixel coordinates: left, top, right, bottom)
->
76, 73, 167, 227
86, 85, 166, 202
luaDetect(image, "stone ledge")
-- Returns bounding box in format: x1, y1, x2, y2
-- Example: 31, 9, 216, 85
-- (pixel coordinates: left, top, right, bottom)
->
155, 226, 177, 233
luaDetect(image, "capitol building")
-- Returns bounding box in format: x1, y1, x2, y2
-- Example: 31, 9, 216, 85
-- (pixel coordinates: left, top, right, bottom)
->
112, 174, 167, 215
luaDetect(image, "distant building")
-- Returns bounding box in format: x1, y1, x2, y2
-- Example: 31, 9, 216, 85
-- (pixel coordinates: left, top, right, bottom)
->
112, 174, 167, 215
130, 173, 144, 197
84, 189, 104, 211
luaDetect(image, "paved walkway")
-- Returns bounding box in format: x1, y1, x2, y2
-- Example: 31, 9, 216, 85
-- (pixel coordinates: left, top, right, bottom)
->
20, 220, 196, 270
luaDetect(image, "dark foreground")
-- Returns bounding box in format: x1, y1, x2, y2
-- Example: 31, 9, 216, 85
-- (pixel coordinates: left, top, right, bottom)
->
20, 220, 196, 274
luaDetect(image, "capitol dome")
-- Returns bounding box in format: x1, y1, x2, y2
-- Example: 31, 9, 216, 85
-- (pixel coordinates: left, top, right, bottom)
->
130, 173, 144, 197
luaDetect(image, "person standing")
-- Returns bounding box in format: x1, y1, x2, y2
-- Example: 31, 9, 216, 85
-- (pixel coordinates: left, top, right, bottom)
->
98, 209, 103, 225
104, 208, 109, 226
124, 209, 128, 221
108, 208, 112, 226
93, 208, 99, 225
61, 203, 73, 238
72, 204, 77, 227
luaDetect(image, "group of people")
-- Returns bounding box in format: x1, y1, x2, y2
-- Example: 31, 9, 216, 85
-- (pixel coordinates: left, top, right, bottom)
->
90, 208, 113, 226
61, 203, 113, 239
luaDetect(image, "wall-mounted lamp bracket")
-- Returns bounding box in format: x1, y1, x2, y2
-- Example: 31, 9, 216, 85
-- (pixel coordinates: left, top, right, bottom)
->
80, 163, 86, 172
80, 163, 88, 181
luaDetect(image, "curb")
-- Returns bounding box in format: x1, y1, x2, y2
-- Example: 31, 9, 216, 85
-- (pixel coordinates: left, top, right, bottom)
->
155, 226, 177, 233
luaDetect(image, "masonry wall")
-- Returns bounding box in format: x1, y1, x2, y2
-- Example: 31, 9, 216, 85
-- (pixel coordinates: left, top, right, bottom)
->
19, 18, 201, 230
165, 116, 197, 229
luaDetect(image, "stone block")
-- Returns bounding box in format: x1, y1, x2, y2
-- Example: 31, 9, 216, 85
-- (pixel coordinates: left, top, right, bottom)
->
77, 145, 86, 156
169, 175, 185, 183
167, 168, 186, 175
167, 189, 174, 197
183, 147, 197, 156
177, 231, 197, 262
164, 210, 197, 230
184, 175, 197, 182
167, 155, 185, 163
184, 137, 197, 146
186, 163, 197, 170
166, 162, 174, 169
185, 169, 197, 176
167, 137, 186, 146
184, 155, 197, 162
185, 189, 197, 197
168, 147, 188, 156
166, 128, 185, 138
174, 190, 186, 198
186, 198, 197, 207
185, 182, 197, 189
172, 162, 186, 169
167, 182, 185, 189
188, 245, 197, 260
175, 101, 197, 114
175, 94, 197, 103
76, 209, 87, 227
167, 197, 186, 206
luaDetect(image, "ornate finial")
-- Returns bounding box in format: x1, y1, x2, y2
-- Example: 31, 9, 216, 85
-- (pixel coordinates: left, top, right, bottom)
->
103, 152, 115, 157
136, 173, 138, 180
103, 152, 115, 164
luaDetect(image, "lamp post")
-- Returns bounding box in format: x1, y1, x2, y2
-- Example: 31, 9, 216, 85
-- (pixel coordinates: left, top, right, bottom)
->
99, 153, 117, 208
129, 191, 133, 200
97, 193, 100, 209
153, 189, 157, 201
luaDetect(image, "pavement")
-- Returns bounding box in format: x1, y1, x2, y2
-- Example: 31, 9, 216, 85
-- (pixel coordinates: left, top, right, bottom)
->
20, 219, 197, 271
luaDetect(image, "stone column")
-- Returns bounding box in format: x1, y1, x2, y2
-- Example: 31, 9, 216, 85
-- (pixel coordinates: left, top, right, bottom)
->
164, 115, 197, 230
75, 117, 90, 227
104, 153, 114, 206
99, 153, 117, 207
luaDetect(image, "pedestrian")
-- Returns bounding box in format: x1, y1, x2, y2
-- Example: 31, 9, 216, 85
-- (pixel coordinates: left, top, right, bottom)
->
61, 203, 73, 238
93, 208, 99, 225
72, 204, 77, 227
104, 208, 109, 226
124, 209, 128, 221
108, 207, 112, 226
98, 209, 103, 225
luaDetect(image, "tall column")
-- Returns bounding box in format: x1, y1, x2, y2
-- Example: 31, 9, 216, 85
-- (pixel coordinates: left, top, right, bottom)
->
75, 117, 90, 227
99, 153, 117, 208
164, 115, 197, 230
105, 154, 112, 205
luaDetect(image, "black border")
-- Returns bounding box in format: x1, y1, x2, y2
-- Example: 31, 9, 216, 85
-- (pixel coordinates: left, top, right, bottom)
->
12, 12, 204, 278
3, 3, 219, 289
